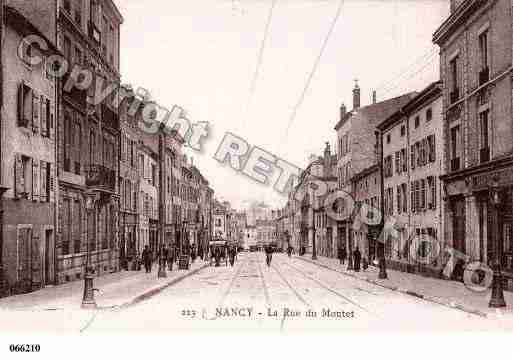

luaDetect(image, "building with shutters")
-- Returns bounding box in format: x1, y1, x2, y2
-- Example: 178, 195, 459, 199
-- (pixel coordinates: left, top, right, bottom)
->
118, 87, 141, 269
433, 0, 513, 289
377, 81, 444, 275
1, 4, 60, 295
56, 0, 123, 284
334, 82, 416, 265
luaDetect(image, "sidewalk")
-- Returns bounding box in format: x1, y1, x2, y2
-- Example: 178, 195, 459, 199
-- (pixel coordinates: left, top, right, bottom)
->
296, 255, 513, 318
0, 260, 209, 311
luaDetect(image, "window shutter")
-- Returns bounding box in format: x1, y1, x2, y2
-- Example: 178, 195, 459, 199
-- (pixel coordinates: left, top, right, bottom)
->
411, 145, 415, 170
18, 82, 25, 126
40, 96, 47, 137
49, 163, 55, 203
32, 92, 40, 134
433, 178, 437, 210
431, 135, 436, 162
32, 159, 39, 201
49, 100, 55, 140
40, 161, 47, 202
14, 154, 24, 198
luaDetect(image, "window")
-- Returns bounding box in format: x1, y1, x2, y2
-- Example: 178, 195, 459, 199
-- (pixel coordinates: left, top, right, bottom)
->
384, 156, 393, 178
479, 30, 489, 71
480, 110, 489, 150
410, 144, 416, 170
62, 198, 71, 255
63, 36, 72, 65
420, 179, 426, 211
17, 82, 33, 128
386, 133, 391, 144
395, 151, 401, 174
402, 183, 408, 213
397, 185, 402, 214
426, 108, 432, 122
450, 56, 459, 102
450, 125, 461, 168
73, 200, 81, 254
400, 125, 406, 137
414, 116, 420, 128
427, 176, 437, 210
63, 0, 71, 13
74, 46, 82, 65
74, 0, 82, 26
428, 135, 436, 163
401, 148, 407, 172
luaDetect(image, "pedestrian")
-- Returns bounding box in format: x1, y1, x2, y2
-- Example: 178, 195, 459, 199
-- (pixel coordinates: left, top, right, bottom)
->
142, 245, 152, 273
265, 245, 273, 267
168, 245, 175, 271
338, 247, 347, 265
229, 247, 235, 267
353, 247, 361, 272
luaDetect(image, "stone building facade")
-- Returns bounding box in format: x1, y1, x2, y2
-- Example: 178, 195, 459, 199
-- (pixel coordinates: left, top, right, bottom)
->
434, 0, 513, 287
378, 81, 444, 275
1, 4, 59, 294
335, 82, 416, 264
56, 0, 123, 284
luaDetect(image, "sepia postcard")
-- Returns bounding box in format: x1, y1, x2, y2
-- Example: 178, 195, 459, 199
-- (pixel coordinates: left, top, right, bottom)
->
1, 0, 513, 355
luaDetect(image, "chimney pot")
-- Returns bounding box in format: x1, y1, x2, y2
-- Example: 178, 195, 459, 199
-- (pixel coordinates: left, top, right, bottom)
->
353, 79, 361, 110
372, 90, 377, 104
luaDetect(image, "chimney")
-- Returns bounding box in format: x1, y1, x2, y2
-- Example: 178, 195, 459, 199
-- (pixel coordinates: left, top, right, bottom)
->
340, 103, 347, 119
353, 80, 361, 110
372, 90, 377, 104
324, 142, 331, 177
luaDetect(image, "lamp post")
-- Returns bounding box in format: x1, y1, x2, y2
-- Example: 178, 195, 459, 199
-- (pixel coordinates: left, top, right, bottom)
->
489, 178, 506, 308
82, 193, 98, 309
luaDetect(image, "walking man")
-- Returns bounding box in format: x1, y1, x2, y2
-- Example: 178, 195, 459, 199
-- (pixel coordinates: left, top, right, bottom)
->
338, 247, 347, 265
353, 247, 361, 272
142, 245, 152, 273
265, 245, 273, 267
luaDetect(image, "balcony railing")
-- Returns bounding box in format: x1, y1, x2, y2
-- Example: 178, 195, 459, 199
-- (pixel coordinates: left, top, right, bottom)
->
479, 67, 490, 87
480, 147, 490, 164
102, 103, 119, 130
85, 164, 116, 192
451, 157, 461, 172
450, 88, 459, 104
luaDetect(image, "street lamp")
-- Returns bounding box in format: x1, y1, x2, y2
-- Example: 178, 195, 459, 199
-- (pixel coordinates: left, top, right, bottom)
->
82, 193, 98, 309
489, 177, 506, 308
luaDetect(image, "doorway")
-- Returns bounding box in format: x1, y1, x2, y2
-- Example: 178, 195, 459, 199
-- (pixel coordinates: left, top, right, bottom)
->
44, 229, 53, 286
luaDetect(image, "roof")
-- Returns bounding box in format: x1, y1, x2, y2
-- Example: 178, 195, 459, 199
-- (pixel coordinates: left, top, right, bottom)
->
351, 164, 379, 183
334, 92, 417, 131
5, 6, 62, 56
377, 81, 442, 132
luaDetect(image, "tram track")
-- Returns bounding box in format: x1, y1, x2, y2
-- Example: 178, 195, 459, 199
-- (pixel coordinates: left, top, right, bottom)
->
281, 261, 379, 317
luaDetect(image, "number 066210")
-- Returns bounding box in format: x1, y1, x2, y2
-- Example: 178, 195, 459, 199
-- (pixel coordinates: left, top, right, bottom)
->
9, 344, 40, 353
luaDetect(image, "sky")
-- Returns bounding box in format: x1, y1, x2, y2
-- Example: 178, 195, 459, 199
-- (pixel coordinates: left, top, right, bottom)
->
114, 0, 449, 210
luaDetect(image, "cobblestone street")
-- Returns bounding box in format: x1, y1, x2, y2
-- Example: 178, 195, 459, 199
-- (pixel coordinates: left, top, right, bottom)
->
3, 253, 511, 333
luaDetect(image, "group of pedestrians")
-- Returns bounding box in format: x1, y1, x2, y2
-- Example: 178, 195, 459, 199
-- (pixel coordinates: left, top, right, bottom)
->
338, 247, 368, 272
140, 243, 207, 273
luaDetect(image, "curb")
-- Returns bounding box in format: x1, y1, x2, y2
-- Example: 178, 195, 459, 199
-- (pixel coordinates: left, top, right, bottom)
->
120, 262, 209, 308
295, 256, 489, 318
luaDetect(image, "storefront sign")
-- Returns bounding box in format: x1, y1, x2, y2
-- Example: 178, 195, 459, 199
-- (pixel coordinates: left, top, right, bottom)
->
470, 167, 513, 191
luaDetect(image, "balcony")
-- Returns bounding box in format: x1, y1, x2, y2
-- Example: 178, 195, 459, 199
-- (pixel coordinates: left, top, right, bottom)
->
479, 67, 490, 87
480, 147, 490, 164
102, 103, 119, 131
451, 157, 461, 172
450, 88, 459, 104
85, 165, 116, 192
